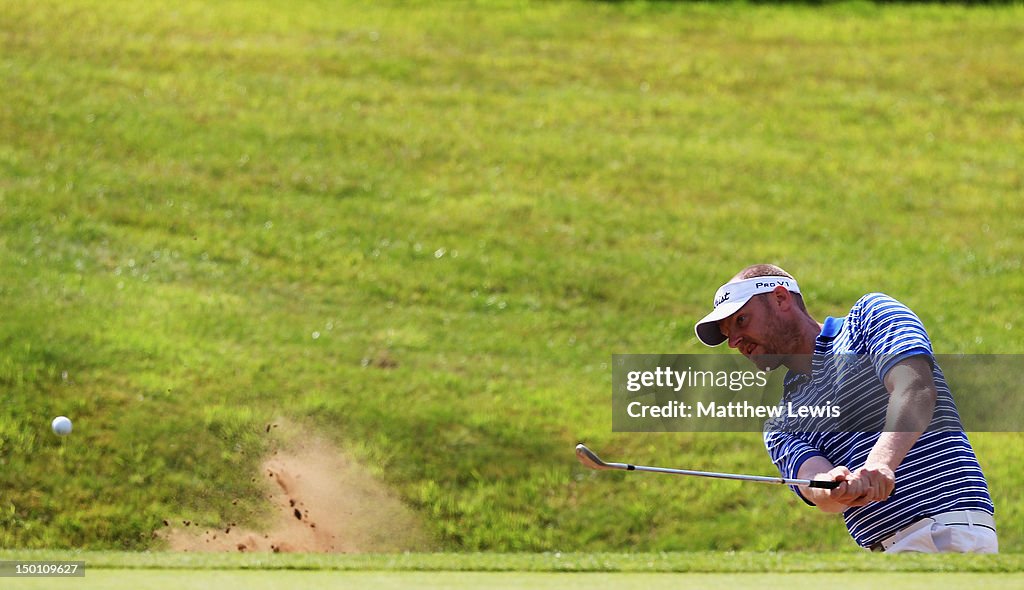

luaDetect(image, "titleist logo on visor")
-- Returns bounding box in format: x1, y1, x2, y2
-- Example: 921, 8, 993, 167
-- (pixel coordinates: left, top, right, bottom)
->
711, 277, 799, 309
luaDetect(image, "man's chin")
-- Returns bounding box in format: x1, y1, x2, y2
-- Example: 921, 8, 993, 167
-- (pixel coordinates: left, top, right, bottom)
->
750, 354, 785, 372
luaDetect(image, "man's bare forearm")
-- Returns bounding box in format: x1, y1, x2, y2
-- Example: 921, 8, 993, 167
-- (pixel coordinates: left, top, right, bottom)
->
864, 431, 922, 472
872, 356, 938, 470
797, 456, 848, 513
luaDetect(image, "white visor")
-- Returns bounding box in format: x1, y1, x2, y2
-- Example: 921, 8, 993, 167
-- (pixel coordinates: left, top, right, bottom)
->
694, 276, 800, 346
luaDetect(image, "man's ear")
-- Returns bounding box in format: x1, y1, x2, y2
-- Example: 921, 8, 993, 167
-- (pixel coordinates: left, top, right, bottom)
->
772, 285, 793, 311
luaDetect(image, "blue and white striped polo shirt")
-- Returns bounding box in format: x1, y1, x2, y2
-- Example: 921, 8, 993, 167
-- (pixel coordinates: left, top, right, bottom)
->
763, 293, 994, 548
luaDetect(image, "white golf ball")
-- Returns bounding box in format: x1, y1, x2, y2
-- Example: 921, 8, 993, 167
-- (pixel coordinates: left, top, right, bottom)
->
52, 416, 73, 436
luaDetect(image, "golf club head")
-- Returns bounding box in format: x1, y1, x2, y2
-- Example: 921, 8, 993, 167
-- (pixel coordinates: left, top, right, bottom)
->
575, 443, 614, 470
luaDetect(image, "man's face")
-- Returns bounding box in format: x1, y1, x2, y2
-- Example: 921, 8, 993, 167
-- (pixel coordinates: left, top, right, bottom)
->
718, 295, 793, 371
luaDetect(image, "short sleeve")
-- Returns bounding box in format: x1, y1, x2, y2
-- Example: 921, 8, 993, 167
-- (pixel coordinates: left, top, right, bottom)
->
846, 293, 935, 382
763, 430, 824, 506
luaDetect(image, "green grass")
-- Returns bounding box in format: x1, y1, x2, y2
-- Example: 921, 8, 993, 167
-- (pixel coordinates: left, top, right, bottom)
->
2, 552, 1024, 590
7, 572, 1024, 590
2, 550, 1023, 572
1, 0, 1023, 552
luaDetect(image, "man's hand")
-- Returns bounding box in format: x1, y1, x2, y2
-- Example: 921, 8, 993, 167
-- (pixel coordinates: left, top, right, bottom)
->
800, 462, 853, 512
841, 464, 896, 506
798, 456, 899, 512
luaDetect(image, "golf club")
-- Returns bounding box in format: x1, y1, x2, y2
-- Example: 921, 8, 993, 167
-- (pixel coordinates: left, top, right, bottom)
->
575, 444, 840, 489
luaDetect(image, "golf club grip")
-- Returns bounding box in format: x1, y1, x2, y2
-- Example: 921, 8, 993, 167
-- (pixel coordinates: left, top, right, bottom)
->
807, 480, 841, 489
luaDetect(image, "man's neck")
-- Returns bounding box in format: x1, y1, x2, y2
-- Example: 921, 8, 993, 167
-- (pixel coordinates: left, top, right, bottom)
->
784, 316, 825, 375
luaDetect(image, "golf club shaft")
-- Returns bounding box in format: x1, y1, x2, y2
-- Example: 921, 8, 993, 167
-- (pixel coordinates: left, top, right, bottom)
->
576, 444, 839, 489
601, 460, 833, 487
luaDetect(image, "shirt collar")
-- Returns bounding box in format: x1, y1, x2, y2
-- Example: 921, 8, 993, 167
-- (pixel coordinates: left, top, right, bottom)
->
782, 316, 845, 389
819, 316, 845, 340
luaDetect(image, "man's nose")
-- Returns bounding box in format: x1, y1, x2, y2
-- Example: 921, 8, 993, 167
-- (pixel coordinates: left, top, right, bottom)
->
728, 333, 742, 349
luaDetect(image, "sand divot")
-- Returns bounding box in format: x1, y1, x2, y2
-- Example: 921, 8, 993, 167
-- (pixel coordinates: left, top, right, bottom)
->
160, 424, 434, 553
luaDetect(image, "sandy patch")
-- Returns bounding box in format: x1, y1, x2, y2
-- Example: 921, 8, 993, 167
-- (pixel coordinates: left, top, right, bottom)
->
160, 428, 434, 553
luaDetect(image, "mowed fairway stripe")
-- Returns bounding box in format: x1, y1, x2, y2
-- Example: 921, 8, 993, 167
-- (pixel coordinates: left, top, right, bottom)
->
8, 571, 1023, 590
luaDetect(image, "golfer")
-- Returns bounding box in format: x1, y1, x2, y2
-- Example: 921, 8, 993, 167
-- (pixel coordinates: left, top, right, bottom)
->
694, 264, 997, 553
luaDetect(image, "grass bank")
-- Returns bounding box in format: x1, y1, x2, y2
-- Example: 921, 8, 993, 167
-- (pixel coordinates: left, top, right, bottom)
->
1, 0, 1021, 551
